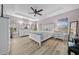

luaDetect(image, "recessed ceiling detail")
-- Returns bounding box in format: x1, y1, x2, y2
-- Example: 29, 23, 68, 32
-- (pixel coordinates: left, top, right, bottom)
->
2, 4, 79, 21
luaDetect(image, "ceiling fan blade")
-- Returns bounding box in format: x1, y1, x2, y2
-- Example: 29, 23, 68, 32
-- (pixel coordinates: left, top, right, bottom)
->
37, 9, 43, 12
30, 7, 35, 12
37, 12, 42, 16
35, 9, 37, 13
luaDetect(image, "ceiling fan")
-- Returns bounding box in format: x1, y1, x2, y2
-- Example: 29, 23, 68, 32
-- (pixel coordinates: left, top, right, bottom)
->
29, 7, 43, 17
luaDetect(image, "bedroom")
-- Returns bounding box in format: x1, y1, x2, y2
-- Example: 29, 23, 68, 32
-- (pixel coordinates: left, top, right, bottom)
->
0, 4, 79, 55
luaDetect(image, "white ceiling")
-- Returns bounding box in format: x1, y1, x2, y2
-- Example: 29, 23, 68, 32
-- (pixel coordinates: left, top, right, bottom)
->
1, 4, 79, 21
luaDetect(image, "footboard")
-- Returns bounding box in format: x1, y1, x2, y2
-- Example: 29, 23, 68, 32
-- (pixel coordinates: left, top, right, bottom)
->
29, 31, 53, 47
29, 33, 42, 46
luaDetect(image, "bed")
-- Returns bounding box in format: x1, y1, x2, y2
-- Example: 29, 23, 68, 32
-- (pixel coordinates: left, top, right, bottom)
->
29, 31, 53, 47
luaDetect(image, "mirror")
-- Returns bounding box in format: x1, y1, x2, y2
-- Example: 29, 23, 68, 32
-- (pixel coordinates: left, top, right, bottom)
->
68, 21, 78, 41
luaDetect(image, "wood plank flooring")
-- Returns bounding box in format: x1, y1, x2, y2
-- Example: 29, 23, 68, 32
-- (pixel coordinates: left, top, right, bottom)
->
10, 36, 68, 55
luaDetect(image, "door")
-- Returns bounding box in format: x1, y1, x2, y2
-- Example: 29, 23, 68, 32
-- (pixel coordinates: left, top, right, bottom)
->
0, 17, 9, 54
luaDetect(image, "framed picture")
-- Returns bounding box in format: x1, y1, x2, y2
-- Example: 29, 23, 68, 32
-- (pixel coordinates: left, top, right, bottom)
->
56, 17, 68, 32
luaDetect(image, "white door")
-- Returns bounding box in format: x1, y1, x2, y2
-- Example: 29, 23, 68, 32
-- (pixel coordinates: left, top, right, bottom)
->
0, 17, 9, 54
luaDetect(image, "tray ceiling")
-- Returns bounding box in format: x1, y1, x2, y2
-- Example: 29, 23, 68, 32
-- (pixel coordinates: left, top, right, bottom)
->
1, 4, 79, 21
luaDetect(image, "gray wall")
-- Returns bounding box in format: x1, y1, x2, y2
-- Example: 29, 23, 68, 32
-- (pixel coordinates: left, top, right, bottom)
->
39, 8, 79, 24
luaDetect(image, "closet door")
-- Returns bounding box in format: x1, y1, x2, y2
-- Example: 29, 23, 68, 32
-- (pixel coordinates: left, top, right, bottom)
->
0, 17, 9, 54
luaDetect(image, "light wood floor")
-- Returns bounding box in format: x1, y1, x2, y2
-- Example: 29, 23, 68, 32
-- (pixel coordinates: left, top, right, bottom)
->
10, 36, 68, 55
